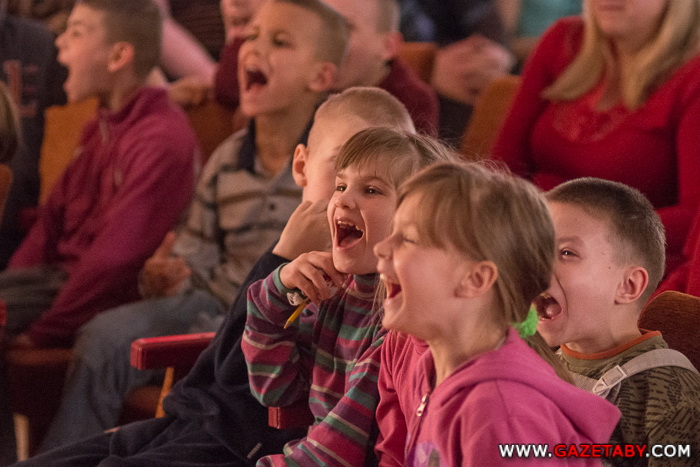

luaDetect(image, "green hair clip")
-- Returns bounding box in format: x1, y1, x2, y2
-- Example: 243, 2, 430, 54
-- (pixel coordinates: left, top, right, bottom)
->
513, 306, 539, 339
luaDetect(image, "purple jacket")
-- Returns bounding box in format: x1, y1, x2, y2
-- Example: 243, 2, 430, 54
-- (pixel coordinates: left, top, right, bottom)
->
405, 328, 621, 466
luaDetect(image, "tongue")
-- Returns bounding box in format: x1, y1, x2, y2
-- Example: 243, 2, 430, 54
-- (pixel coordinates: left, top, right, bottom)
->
338, 226, 363, 248
339, 232, 362, 248
541, 301, 562, 319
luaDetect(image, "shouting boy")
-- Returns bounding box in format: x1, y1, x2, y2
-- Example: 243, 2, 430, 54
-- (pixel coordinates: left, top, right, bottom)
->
537, 177, 700, 465
1, 0, 197, 350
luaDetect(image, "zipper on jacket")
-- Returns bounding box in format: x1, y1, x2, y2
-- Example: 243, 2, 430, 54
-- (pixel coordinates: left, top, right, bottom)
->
416, 393, 429, 416
405, 391, 431, 460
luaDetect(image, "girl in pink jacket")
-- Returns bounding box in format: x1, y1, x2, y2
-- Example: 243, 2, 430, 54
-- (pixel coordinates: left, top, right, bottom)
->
374, 162, 621, 466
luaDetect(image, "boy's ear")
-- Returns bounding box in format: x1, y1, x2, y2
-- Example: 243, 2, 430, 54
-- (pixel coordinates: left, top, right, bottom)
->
307, 62, 338, 93
107, 41, 135, 73
456, 260, 498, 299
292, 143, 309, 187
381, 32, 402, 63
615, 266, 649, 304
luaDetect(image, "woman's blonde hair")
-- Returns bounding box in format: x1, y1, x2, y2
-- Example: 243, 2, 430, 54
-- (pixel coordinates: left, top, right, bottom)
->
543, 0, 700, 109
0, 81, 20, 164
398, 162, 570, 381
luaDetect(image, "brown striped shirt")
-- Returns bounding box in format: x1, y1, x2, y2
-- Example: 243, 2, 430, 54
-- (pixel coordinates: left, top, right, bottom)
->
173, 123, 303, 306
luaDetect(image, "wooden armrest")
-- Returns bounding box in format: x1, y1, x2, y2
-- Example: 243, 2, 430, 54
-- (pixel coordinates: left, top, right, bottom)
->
129, 332, 215, 370
268, 400, 315, 429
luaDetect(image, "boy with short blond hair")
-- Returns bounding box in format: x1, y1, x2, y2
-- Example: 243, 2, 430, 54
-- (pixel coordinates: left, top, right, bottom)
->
537, 177, 700, 465
214, 0, 438, 134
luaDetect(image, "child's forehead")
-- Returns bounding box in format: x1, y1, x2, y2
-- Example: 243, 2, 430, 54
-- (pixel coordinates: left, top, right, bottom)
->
550, 201, 619, 248
254, 2, 322, 33
67, 4, 106, 29
338, 160, 392, 182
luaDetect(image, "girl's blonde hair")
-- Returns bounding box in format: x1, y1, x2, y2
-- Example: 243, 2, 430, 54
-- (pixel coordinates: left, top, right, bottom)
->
543, 0, 700, 109
398, 162, 570, 381
0, 81, 20, 164
335, 127, 457, 191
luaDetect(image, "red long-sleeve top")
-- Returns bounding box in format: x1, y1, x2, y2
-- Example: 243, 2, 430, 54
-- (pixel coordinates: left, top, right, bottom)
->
9, 87, 197, 347
492, 17, 700, 271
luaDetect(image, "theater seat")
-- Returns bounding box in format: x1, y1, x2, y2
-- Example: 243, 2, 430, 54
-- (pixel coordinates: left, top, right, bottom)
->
127, 332, 216, 418
397, 42, 438, 84
129, 333, 314, 429
460, 74, 520, 161
639, 290, 700, 370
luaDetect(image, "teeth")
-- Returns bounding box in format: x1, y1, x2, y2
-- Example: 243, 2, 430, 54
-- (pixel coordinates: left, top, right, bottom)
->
337, 220, 363, 231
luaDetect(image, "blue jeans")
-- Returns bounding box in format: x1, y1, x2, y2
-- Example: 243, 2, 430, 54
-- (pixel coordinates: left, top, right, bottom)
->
39, 289, 225, 452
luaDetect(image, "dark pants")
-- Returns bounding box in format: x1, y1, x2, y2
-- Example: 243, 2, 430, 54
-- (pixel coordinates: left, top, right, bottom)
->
14, 416, 249, 467
0, 266, 67, 466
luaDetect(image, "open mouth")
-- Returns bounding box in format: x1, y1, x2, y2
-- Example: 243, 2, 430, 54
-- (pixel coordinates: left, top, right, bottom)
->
533, 293, 562, 320
336, 220, 364, 248
380, 274, 402, 299
244, 67, 268, 91
386, 281, 401, 299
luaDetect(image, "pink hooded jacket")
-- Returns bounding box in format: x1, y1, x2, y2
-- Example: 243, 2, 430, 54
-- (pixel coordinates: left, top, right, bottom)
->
403, 328, 621, 466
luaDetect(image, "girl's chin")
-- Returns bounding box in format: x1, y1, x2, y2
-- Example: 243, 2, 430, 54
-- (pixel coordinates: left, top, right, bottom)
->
380, 303, 404, 330
331, 253, 376, 276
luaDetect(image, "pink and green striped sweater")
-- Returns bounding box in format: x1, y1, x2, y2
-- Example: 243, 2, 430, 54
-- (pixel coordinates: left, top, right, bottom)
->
243, 267, 385, 466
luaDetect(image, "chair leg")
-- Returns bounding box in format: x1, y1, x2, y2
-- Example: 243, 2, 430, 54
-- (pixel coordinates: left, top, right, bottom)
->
13, 413, 29, 462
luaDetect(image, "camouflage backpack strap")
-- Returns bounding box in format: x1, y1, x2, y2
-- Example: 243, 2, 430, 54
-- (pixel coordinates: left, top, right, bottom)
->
571, 349, 698, 403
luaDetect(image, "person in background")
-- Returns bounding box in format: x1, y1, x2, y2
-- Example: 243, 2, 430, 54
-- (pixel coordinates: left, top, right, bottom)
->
214, 0, 439, 136
1, 0, 197, 348
495, 0, 581, 69
0, 0, 67, 268
397, 0, 514, 144
492, 0, 700, 277
214, 0, 268, 109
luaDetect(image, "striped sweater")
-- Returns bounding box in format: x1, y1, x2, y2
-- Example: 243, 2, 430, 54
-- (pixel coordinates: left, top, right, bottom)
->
243, 268, 386, 466
172, 122, 304, 306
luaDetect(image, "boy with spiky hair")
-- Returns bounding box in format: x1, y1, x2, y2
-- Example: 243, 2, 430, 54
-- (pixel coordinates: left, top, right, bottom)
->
538, 177, 700, 465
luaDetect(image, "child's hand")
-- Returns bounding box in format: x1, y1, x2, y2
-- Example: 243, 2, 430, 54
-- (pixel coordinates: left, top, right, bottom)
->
140, 232, 191, 298
279, 251, 346, 304
273, 200, 332, 260
168, 76, 212, 107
